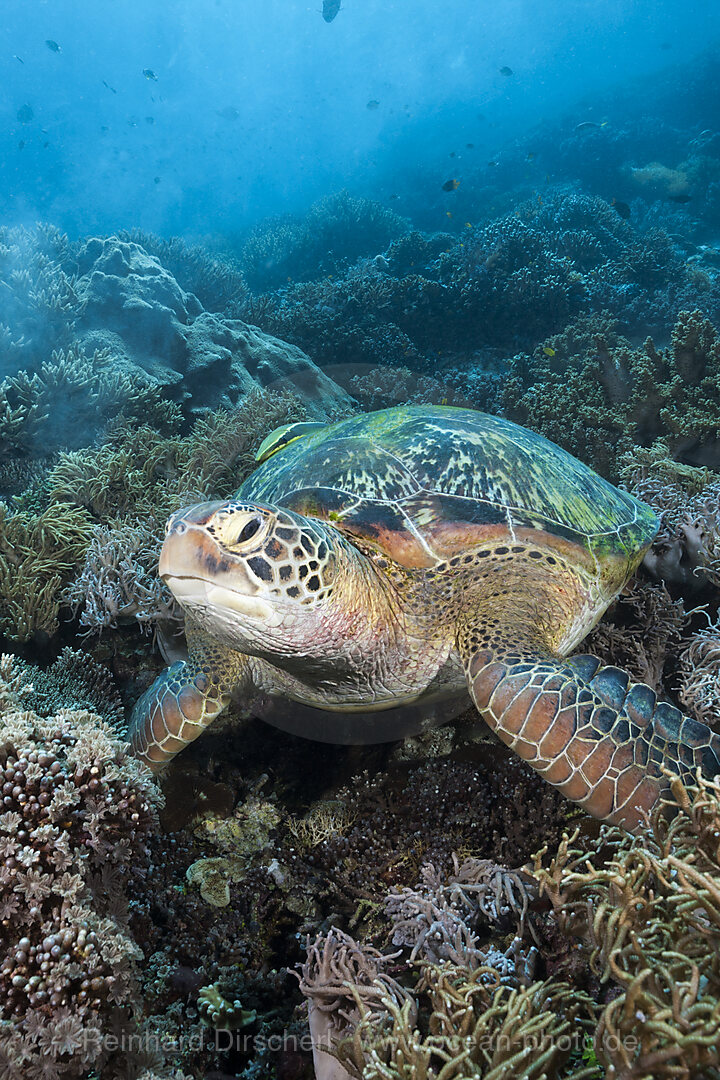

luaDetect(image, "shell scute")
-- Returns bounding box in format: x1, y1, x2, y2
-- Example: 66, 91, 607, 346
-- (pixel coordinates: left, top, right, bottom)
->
238, 406, 658, 565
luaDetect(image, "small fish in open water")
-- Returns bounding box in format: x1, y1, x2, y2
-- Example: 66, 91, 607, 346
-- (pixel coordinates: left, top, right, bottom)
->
442, 178, 460, 191
45, 40, 61, 53
143, 68, 158, 81
322, 0, 341, 22
499, 66, 513, 76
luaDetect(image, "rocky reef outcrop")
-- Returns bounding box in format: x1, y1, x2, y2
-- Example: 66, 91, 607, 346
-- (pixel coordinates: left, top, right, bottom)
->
73, 236, 349, 415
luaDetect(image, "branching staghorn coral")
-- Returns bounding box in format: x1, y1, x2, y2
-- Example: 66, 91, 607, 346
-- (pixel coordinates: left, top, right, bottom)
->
532, 774, 720, 1079
197, 982, 256, 1030
0, 223, 80, 371
0, 346, 180, 457
287, 799, 357, 849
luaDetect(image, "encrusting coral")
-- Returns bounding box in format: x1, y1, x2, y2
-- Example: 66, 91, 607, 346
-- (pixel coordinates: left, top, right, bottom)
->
0, 655, 162, 1079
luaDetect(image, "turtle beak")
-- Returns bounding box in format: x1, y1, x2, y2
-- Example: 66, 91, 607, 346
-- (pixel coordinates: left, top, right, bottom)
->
159, 503, 279, 624
159, 503, 228, 582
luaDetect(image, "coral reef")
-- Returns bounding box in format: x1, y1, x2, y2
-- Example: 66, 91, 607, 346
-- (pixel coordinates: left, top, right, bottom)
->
239, 193, 720, 390
240, 190, 410, 292
533, 774, 720, 1079
2, 387, 327, 643
504, 309, 720, 480
4, 164, 720, 1075
0, 656, 161, 1079
0, 345, 178, 457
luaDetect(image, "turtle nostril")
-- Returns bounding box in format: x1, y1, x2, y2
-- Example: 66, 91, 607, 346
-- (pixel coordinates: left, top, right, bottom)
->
236, 516, 263, 545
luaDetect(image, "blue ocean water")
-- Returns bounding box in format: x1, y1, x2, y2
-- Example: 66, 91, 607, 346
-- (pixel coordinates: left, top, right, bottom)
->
1, 0, 718, 236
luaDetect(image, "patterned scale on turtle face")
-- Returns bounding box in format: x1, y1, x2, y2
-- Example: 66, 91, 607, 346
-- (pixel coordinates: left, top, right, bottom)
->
166, 500, 338, 608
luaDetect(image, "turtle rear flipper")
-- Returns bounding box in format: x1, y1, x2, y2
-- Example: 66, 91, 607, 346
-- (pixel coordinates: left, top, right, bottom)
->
459, 631, 720, 832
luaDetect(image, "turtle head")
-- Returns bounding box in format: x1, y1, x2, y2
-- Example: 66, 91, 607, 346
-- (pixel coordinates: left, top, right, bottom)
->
159, 500, 383, 661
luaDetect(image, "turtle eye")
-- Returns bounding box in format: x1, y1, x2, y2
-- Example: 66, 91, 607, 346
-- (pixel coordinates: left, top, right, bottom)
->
230, 515, 265, 547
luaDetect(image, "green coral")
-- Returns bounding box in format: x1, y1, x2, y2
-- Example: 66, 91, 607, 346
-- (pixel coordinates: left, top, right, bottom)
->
0, 500, 94, 640
2, 387, 311, 641
197, 983, 256, 1030
504, 309, 720, 480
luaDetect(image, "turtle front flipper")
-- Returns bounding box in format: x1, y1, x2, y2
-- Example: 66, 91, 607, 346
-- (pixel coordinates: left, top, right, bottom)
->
459, 629, 720, 832
129, 624, 252, 772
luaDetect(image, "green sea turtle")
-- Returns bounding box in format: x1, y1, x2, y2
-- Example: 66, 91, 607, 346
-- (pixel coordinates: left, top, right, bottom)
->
129, 405, 720, 831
